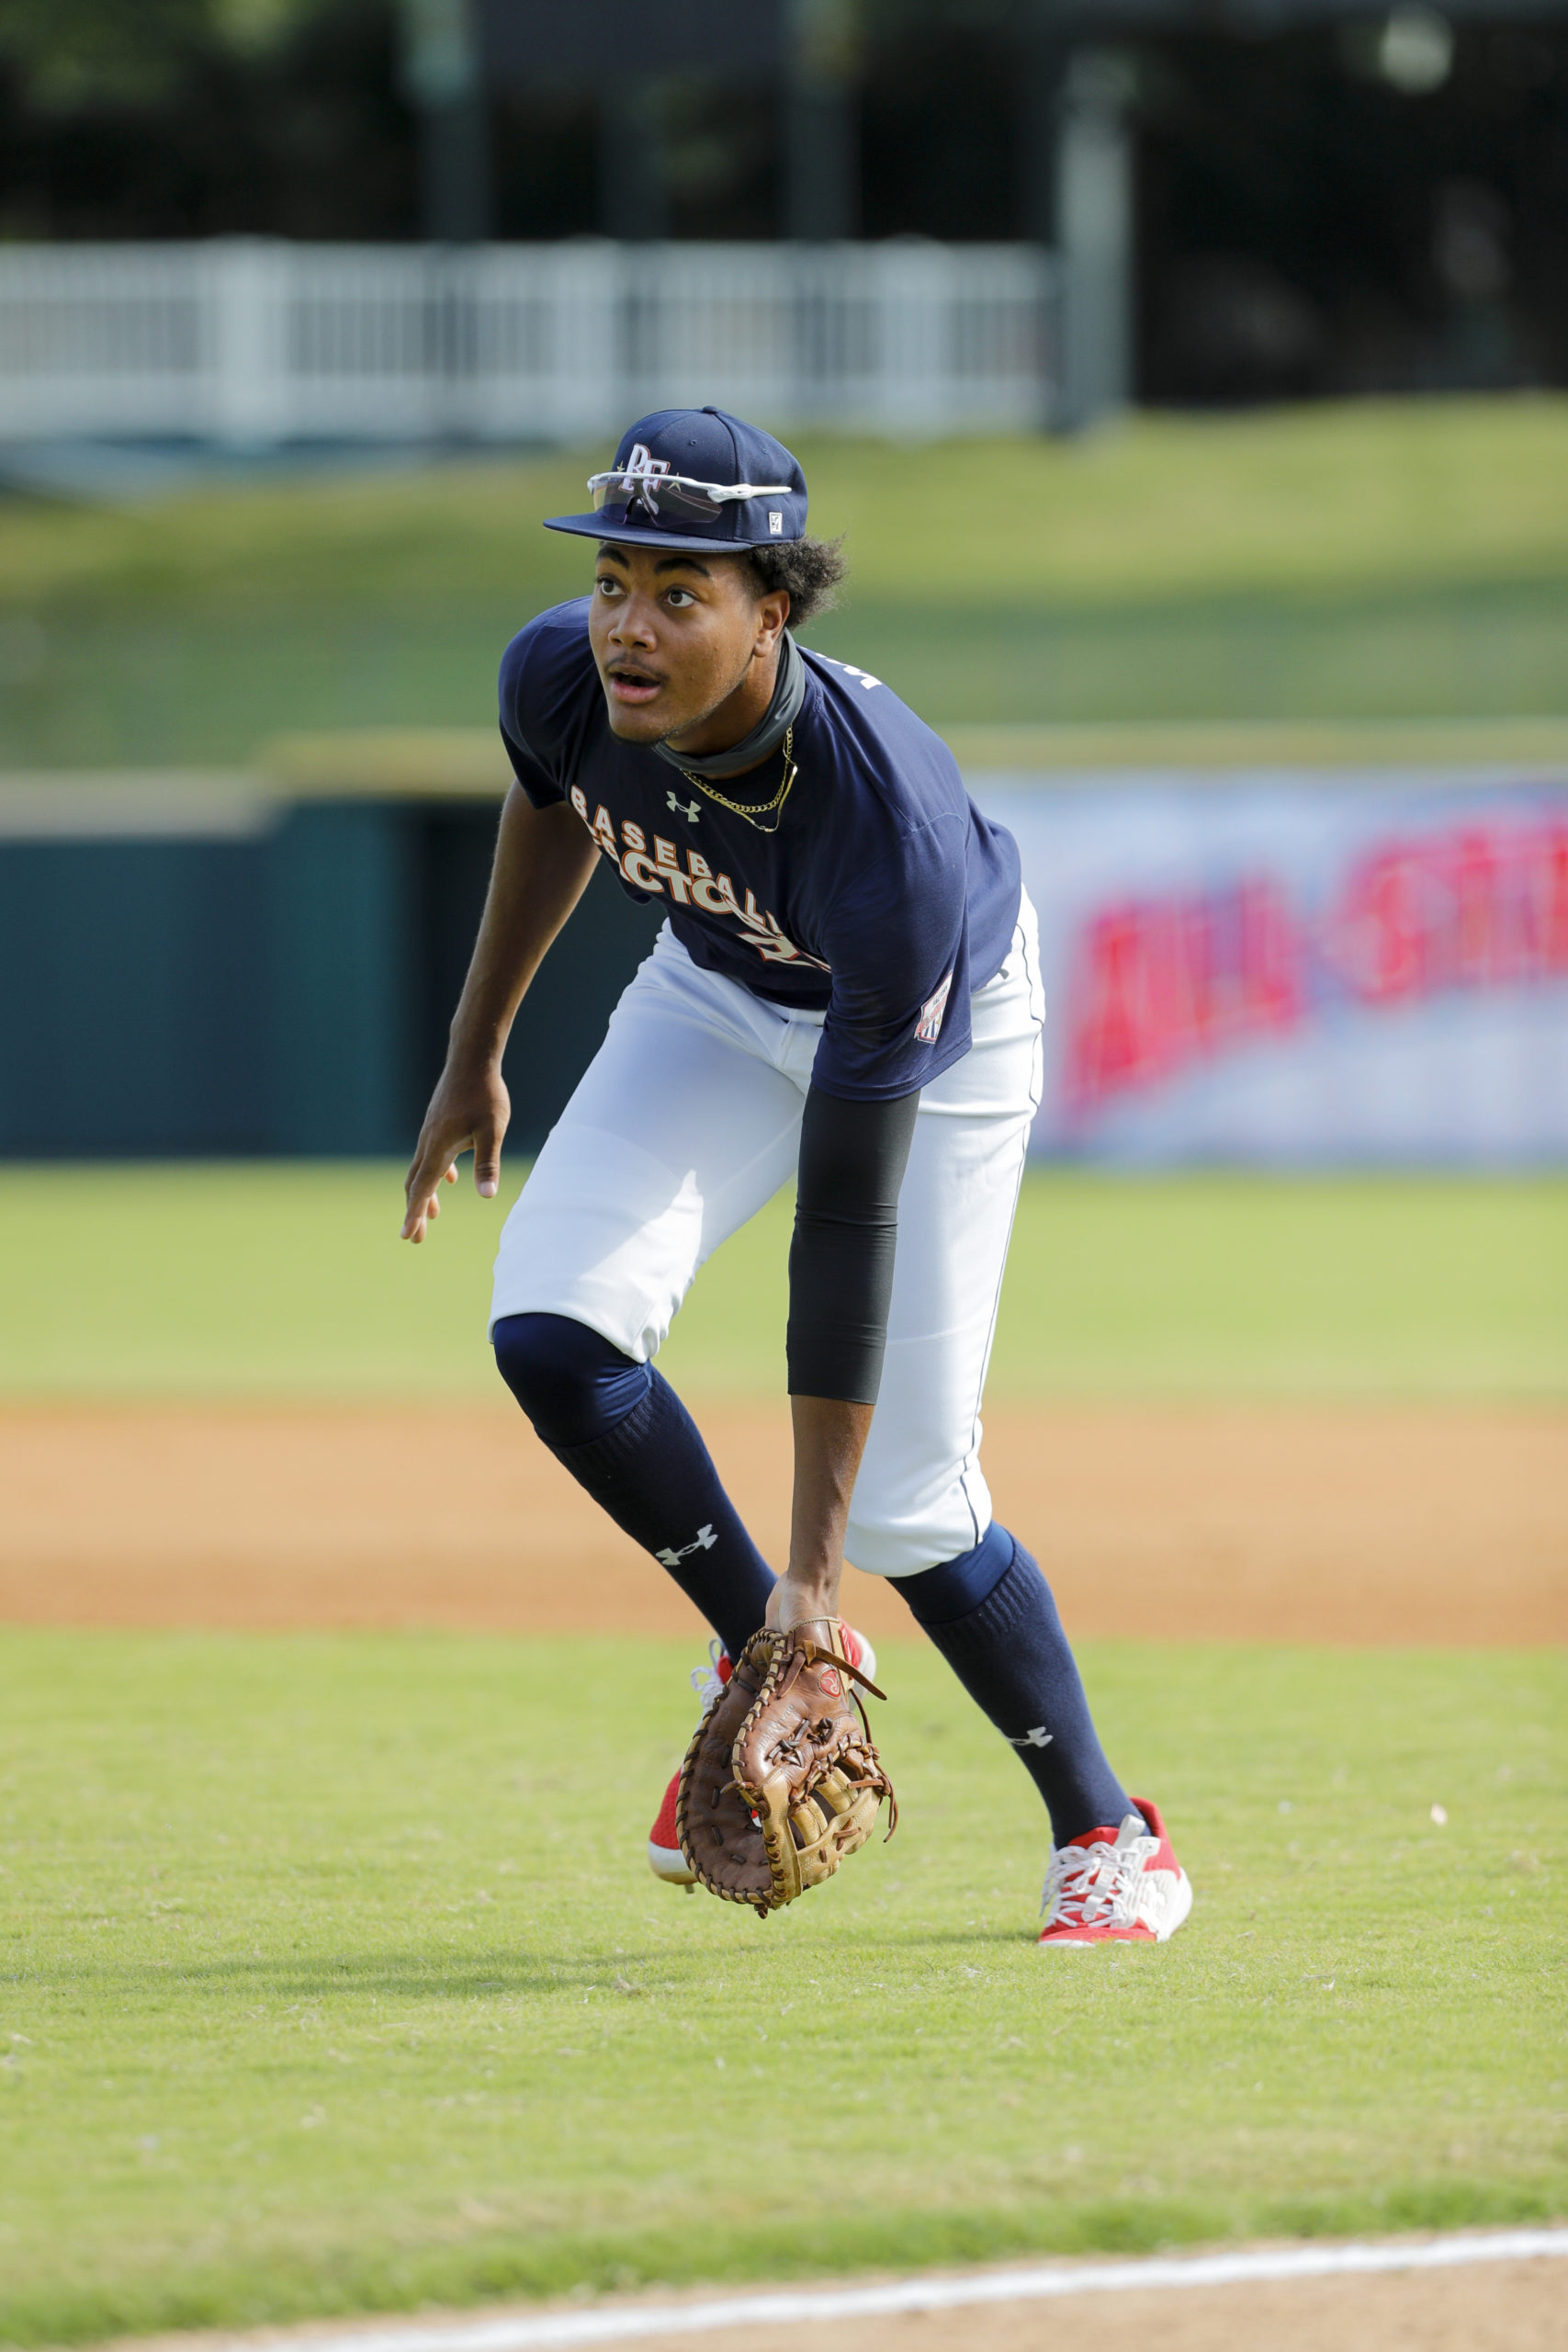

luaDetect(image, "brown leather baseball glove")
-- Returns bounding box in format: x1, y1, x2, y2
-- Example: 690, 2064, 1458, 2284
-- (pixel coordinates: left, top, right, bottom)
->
676, 1617, 896, 1917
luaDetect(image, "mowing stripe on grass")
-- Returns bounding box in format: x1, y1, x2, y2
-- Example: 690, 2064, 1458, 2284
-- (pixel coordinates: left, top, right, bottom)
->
191, 2230, 1568, 2352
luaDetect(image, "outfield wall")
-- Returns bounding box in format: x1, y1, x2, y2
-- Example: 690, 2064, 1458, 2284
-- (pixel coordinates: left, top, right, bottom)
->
977, 771, 1568, 1166
0, 787, 659, 1159
3, 763, 1565, 1163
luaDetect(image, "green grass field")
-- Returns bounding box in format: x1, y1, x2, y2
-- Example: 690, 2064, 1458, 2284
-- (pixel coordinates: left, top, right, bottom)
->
3, 1162, 1565, 1401
4, 395, 1566, 2336
4, 397, 1566, 766
1, 1631, 1562, 2346
3, 1162, 1563, 2338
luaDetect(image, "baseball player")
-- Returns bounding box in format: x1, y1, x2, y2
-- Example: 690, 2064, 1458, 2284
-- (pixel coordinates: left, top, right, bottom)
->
402, 407, 1190, 1945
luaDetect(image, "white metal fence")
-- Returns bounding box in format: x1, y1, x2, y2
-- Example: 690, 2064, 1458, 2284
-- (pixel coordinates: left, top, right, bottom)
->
0, 239, 1056, 447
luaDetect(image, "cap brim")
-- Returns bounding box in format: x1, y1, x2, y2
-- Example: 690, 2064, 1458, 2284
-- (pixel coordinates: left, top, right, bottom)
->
544, 513, 789, 556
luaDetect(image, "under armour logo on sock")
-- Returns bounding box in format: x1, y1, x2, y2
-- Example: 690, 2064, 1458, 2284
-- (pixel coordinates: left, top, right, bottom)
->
667, 790, 701, 824
1010, 1725, 1055, 1749
656, 1523, 717, 1566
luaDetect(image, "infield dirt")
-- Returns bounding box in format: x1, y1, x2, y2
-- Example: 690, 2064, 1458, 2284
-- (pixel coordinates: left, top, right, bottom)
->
107, 2250, 1568, 2352
4, 1399, 1562, 1644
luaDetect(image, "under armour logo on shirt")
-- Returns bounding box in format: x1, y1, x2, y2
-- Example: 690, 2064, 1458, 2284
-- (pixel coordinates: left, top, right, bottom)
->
667, 790, 702, 824
656, 1523, 717, 1566
1009, 1725, 1055, 1749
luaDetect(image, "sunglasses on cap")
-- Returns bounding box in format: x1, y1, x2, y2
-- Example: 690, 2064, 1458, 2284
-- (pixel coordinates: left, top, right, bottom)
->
587, 461, 794, 526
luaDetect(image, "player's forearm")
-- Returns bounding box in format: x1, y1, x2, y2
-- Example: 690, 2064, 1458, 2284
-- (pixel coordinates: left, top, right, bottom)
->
447, 787, 600, 1063
780, 1395, 874, 1623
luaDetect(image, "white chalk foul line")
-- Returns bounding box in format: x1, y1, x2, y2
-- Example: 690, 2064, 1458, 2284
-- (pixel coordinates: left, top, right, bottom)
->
232, 2227, 1568, 2352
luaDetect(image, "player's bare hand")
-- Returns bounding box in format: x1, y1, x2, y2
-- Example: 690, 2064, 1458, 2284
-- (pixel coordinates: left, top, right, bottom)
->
401, 1059, 511, 1243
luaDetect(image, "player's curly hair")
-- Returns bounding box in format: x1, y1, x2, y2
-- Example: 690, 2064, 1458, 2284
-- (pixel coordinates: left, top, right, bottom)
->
741, 534, 847, 633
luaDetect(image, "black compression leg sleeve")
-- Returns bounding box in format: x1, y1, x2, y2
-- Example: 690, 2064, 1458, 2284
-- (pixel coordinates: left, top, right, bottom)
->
494, 1313, 776, 1661
894, 1528, 1134, 1847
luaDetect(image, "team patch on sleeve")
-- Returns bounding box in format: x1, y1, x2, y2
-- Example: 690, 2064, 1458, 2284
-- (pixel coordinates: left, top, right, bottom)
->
915, 970, 953, 1044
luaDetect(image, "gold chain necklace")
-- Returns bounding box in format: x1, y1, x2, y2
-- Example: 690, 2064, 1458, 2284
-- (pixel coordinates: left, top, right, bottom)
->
673, 725, 796, 836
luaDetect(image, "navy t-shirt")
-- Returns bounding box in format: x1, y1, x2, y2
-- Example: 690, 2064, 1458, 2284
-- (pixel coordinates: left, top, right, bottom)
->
498, 599, 1021, 1102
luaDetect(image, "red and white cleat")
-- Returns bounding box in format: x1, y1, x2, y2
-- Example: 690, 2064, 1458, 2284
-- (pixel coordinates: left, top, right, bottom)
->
1036, 1797, 1193, 1946
646, 1640, 732, 1885
647, 1627, 879, 1885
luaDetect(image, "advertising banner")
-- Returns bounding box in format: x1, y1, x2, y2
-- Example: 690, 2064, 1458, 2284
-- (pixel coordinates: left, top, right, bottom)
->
971, 774, 1568, 1165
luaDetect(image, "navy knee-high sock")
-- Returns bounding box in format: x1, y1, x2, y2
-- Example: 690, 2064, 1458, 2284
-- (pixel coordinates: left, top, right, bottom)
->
492, 1312, 776, 1661
893, 1524, 1134, 1848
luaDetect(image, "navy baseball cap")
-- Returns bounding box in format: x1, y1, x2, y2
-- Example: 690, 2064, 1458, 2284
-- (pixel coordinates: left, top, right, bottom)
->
545, 406, 807, 557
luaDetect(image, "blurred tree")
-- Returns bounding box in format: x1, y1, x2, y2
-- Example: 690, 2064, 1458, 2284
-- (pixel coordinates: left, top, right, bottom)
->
859, 0, 1021, 241
1, 0, 1562, 400
0, 0, 416, 239
0, 1, 325, 110
1135, 22, 1568, 399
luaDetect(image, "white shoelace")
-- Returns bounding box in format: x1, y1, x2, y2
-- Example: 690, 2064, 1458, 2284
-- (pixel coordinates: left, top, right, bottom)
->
690, 1637, 728, 1717
1040, 1815, 1151, 1932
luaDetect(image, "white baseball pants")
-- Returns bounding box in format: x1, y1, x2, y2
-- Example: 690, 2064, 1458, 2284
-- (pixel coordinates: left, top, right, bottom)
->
491, 891, 1044, 1577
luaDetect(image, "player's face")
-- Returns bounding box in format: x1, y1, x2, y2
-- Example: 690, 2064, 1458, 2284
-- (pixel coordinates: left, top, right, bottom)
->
588, 543, 787, 752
